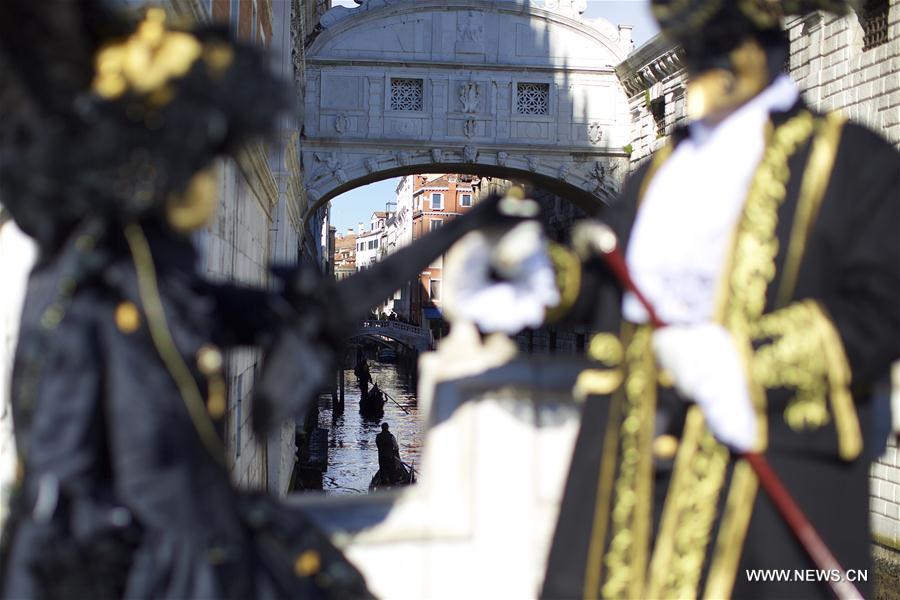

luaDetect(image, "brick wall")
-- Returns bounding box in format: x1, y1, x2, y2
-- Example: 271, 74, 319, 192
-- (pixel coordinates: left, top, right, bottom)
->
786, 4, 900, 146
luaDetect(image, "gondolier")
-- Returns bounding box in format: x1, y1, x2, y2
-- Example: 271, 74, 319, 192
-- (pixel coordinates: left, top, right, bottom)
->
452, 1, 899, 597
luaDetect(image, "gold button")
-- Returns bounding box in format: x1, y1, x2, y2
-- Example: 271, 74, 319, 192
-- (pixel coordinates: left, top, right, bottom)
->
653, 434, 679, 460
196, 344, 223, 375
294, 550, 321, 577
115, 302, 141, 334
658, 369, 675, 388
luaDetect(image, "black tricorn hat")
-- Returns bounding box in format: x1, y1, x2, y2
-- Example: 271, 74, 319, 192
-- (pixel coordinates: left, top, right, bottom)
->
0, 0, 288, 251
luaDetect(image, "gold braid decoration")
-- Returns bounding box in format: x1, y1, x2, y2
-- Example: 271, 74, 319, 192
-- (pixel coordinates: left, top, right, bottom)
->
646, 112, 816, 599
722, 111, 816, 450
124, 224, 227, 465
599, 325, 656, 599
545, 243, 582, 323
751, 300, 862, 459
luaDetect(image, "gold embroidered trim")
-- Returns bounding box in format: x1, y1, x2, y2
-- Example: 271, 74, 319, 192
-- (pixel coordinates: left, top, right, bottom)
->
750, 300, 862, 459
600, 325, 656, 599
589, 333, 624, 366
574, 370, 624, 400
646, 408, 731, 598
811, 302, 860, 460
546, 243, 582, 323
575, 334, 625, 401
775, 112, 846, 308
583, 388, 625, 599
723, 111, 816, 449
703, 459, 759, 599
647, 112, 816, 599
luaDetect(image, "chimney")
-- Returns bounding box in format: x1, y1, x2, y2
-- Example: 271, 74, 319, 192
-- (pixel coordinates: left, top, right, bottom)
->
618, 25, 633, 49
358, 222, 365, 234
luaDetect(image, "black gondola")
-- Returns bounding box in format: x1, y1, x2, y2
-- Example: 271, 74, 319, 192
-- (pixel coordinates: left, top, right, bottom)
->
359, 383, 386, 419
368, 460, 416, 492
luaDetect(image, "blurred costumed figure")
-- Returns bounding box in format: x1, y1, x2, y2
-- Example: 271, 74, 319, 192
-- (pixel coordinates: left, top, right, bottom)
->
0, 2, 525, 598
539, 2, 900, 598
454, 1, 899, 598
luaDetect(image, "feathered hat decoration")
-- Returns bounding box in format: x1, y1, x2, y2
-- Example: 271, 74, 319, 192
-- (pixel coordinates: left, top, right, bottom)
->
0, 0, 288, 251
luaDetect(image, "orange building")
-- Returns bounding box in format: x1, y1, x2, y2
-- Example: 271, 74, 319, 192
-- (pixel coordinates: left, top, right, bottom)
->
408, 174, 477, 338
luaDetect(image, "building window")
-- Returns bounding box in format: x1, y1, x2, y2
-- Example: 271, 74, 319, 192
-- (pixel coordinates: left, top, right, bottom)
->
431, 193, 443, 210
460, 193, 472, 207
861, 0, 889, 51
650, 97, 666, 138
390, 78, 424, 111
430, 219, 443, 231
430, 279, 442, 301
230, 0, 239, 32
516, 82, 550, 115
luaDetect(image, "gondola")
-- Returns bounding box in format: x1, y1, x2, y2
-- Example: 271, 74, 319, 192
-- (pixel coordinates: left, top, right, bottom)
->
359, 384, 386, 419
368, 460, 416, 492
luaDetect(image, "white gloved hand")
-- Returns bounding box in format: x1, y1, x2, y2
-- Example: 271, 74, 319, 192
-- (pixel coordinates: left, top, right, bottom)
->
652, 323, 758, 452
447, 222, 560, 335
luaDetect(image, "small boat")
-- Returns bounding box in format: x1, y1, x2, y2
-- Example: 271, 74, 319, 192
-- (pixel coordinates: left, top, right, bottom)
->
369, 461, 416, 492
359, 384, 386, 419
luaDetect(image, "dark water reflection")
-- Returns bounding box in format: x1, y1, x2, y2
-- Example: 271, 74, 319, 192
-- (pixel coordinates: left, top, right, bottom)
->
318, 361, 422, 495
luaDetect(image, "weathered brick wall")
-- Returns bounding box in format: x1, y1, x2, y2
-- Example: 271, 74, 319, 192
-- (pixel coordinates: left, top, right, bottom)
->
786, 5, 900, 146
202, 161, 274, 490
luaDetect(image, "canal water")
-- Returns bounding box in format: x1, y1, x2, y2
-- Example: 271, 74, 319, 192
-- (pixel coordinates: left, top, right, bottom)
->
318, 360, 422, 495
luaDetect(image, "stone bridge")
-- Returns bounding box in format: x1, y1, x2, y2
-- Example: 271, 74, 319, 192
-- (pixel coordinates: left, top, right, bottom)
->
352, 319, 433, 352
301, 0, 636, 215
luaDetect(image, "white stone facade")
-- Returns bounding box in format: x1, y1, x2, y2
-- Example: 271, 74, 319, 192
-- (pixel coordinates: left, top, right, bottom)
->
302, 0, 635, 213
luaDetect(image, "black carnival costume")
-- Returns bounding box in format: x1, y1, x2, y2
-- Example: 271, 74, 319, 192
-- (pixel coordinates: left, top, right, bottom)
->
541, 2, 900, 599
0, 2, 522, 598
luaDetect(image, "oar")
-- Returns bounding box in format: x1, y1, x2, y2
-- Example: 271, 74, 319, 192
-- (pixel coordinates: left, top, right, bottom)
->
584, 222, 863, 600
380, 386, 411, 414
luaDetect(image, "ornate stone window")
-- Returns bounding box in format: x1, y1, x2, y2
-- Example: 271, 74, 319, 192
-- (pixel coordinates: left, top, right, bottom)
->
516, 82, 550, 115
861, 0, 889, 51
390, 78, 424, 111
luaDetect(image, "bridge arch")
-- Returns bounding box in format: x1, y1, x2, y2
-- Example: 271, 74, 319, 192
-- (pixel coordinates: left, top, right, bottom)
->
301, 0, 635, 215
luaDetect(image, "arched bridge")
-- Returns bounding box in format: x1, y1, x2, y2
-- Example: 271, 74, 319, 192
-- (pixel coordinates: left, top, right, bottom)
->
301, 0, 635, 215
353, 320, 433, 352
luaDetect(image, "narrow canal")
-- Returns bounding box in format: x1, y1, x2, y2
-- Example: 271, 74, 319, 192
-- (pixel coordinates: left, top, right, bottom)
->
317, 358, 422, 495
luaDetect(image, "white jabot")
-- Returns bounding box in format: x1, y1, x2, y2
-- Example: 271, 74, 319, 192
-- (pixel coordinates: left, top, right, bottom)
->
623, 76, 800, 325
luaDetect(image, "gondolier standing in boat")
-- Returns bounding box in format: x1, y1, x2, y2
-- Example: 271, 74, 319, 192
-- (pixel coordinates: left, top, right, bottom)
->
354, 351, 371, 399
375, 423, 402, 483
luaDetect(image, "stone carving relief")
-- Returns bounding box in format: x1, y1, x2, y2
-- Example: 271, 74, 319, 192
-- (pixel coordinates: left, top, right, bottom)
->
334, 113, 350, 135
527, 156, 540, 172
314, 152, 347, 183
365, 157, 379, 173
459, 81, 481, 114
496, 152, 509, 167
559, 163, 570, 180
587, 122, 603, 144
463, 145, 478, 163
586, 159, 621, 194
463, 119, 477, 138
431, 148, 444, 163
394, 151, 411, 166
457, 11, 483, 43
